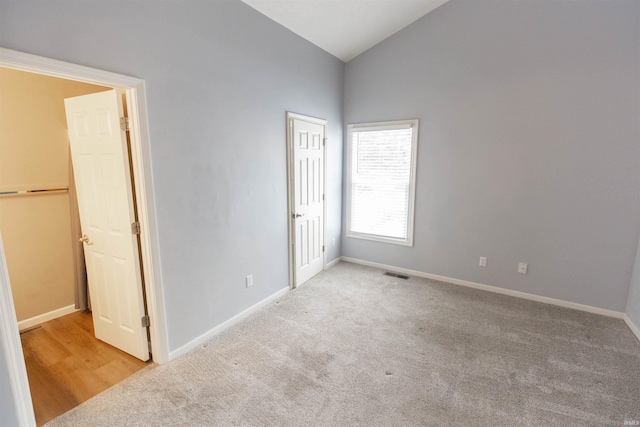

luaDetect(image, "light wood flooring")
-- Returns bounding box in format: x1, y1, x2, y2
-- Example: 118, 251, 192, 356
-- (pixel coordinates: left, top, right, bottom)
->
20, 311, 150, 426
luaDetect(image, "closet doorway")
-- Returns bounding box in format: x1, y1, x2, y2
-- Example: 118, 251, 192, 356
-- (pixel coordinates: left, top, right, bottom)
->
0, 67, 148, 425
0, 48, 167, 426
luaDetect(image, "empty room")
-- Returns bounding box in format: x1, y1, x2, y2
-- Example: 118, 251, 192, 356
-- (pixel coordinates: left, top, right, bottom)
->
1, 0, 639, 426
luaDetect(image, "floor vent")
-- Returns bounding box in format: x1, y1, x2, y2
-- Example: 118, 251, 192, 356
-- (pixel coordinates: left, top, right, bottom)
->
384, 271, 409, 280
20, 325, 42, 335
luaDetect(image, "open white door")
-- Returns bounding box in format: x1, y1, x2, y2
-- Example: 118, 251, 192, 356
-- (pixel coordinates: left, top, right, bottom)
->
288, 113, 326, 287
65, 90, 149, 361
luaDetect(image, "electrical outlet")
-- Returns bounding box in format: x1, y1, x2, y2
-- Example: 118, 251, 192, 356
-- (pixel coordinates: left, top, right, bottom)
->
479, 257, 487, 267
518, 263, 528, 274
246, 274, 253, 288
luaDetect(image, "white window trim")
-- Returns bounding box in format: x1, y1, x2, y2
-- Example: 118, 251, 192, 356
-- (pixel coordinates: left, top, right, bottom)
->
346, 119, 419, 246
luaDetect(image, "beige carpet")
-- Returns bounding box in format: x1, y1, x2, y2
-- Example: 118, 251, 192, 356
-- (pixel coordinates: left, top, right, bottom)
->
46, 261, 640, 426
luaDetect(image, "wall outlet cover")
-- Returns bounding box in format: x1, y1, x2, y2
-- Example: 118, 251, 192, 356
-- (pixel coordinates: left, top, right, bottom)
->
518, 263, 528, 274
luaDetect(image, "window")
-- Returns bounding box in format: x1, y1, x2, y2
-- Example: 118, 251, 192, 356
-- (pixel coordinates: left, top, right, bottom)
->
346, 119, 418, 246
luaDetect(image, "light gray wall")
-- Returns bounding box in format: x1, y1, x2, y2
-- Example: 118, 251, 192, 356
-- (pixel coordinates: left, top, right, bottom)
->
0, 0, 344, 350
344, 0, 640, 312
0, 339, 20, 427
628, 241, 640, 329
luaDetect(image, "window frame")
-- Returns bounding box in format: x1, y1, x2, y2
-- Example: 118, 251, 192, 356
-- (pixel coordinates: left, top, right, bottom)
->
346, 119, 419, 246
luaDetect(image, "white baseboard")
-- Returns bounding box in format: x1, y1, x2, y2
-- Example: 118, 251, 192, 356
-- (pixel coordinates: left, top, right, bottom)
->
325, 257, 341, 269
17, 304, 78, 331
169, 287, 290, 361
340, 257, 625, 319
624, 315, 640, 343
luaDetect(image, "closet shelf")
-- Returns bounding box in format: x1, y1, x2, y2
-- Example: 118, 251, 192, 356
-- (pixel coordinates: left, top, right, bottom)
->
0, 187, 69, 197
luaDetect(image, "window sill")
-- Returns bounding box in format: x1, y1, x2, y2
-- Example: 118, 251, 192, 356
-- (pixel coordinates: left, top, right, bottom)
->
346, 232, 413, 247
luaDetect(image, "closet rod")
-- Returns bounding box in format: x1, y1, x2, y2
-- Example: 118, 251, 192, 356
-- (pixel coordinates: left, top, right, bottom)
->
0, 187, 69, 197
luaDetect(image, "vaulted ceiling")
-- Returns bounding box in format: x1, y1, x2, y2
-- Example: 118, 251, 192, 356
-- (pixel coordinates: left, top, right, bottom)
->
241, 0, 451, 62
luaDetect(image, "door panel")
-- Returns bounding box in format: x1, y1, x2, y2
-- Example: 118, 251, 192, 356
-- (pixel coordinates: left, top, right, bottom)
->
65, 90, 149, 361
291, 116, 325, 287
299, 158, 308, 205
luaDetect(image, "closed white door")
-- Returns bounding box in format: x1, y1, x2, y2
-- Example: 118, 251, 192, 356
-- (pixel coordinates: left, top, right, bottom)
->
65, 90, 149, 361
289, 114, 325, 287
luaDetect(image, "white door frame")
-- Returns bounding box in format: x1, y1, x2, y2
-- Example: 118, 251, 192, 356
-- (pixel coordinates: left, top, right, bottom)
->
0, 48, 169, 426
286, 112, 328, 289
0, 233, 35, 426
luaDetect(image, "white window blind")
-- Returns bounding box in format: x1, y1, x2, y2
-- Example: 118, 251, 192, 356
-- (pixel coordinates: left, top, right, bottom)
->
347, 120, 418, 245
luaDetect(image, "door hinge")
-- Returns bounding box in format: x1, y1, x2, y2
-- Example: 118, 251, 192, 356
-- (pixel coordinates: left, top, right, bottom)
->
322, 194, 325, 201
120, 117, 130, 132
131, 221, 141, 235
322, 245, 325, 252
323, 138, 327, 146
141, 315, 150, 328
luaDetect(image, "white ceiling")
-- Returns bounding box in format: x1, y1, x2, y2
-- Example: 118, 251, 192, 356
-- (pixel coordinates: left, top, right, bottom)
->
241, 0, 451, 62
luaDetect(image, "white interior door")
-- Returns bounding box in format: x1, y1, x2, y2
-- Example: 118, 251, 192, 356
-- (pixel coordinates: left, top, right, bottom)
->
290, 114, 325, 287
65, 90, 149, 361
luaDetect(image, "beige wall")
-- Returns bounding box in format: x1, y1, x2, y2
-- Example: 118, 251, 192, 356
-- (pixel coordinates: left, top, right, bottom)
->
0, 67, 108, 322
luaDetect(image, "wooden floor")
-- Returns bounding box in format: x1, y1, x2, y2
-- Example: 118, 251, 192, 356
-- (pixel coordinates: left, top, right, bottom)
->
20, 311, 149, 426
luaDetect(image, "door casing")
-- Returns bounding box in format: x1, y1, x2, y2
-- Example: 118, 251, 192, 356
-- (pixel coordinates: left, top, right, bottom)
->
286, 112, 328, 289
0, 47, 169, 426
